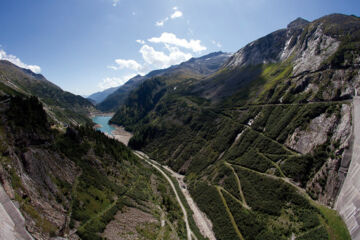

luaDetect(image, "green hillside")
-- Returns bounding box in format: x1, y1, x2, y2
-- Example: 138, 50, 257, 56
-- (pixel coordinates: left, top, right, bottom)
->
0, 60, 94, 125
0, 95, 190, 239
109, 14, 359, 240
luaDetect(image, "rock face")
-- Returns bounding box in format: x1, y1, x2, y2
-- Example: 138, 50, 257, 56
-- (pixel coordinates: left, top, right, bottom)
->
198, 14, 359, 102
287, 17, 310, 29
225, 17, 311, 69
292, 26, 340, 75
283, 102, 354, 207
285, 113, 338, 155
225, 29, 288, 68
225, 14, 356, 76
0, 98, 79, 239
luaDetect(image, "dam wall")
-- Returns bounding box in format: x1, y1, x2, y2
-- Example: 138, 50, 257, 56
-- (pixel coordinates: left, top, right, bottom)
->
336, 96, 360, 240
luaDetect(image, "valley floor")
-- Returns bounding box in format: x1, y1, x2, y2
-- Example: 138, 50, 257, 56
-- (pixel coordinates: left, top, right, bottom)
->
107, 121, 216, 240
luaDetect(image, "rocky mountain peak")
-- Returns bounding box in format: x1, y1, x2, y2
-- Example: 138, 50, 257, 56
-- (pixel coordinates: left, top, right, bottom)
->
287, 17, 310, 29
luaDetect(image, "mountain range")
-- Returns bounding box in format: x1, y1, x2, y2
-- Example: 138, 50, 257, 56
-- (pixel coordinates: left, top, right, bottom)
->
1, 13, 360, 240
87, 86, 120, 105
95, 51, 231, 112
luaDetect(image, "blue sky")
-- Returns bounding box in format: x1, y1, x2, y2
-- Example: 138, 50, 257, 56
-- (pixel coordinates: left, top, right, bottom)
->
0, 0, 359, 95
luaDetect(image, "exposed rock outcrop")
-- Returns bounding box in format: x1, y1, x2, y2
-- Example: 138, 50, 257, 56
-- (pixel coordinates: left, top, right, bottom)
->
284, 104, 352, 206
285, 112, 337, 154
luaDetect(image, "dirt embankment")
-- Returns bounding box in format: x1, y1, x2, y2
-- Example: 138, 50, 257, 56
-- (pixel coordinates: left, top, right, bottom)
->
110, 125, 133, 146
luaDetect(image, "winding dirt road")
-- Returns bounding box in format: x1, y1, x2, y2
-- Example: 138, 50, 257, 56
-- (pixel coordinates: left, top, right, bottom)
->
134, 151, 193, 240
100, 122, 216, 240
164, 166, 216, 240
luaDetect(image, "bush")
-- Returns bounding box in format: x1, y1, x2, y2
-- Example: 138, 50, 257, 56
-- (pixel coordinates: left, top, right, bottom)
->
190, 182, 239, 239
296, 226, 328, 240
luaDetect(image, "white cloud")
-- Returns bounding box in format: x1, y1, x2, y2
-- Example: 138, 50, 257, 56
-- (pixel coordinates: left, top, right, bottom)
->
27, 65, 42, 74
102, 33, 205, 90
109, 59, 142, 71
171, 10, 183, 19
107, 65, 118, 70
139, 44, 192, 69
112, 0, 120, 7
155, 6, 183, 27
148, 33, 206, 52
98, 74, 136, 90
0, 49, 41, 74
156, 17, 168, 27
212, 40, 222, 48
136, 39, 145, 44
155, 21, 164, 27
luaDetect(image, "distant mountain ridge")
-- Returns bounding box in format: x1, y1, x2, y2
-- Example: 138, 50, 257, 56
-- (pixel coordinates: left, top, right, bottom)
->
97, 51, 231, 112
87, 86, 120, 104
0, 60, 94, 125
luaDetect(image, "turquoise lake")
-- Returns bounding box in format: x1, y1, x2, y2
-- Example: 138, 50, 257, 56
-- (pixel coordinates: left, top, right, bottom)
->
92, 116, 115, 135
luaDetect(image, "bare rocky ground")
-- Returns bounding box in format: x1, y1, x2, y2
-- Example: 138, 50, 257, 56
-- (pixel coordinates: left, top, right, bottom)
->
95, 123, 133, 146
102, 206, 159, 240
110, 125, 133, 146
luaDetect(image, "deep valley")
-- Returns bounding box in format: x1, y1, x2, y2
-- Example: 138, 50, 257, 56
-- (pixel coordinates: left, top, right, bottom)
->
1, 12, 360, 240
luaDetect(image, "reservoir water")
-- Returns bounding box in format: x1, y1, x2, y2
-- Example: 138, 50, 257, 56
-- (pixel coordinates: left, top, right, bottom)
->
92, 116, 115, 135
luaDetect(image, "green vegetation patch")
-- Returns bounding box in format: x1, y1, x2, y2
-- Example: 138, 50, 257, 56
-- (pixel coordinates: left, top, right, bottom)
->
190, 182, 240, 239
232, 148, 274, 173
316, 204, 351, 240
296, 226, 328, 240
